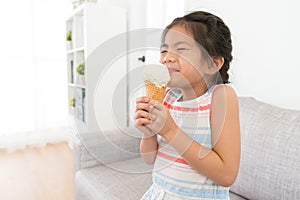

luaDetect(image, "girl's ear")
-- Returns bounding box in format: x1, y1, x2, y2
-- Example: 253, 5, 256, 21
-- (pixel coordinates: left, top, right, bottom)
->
206, 56, 224, 75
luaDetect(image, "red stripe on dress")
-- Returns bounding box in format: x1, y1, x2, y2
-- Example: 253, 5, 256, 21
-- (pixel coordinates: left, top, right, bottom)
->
164, 101, 211, 112
157, 151, 188, 165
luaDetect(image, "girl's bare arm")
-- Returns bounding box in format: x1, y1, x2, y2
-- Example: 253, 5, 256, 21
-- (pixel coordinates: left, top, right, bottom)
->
135, 97, 159, 165
162, 85, 240, 186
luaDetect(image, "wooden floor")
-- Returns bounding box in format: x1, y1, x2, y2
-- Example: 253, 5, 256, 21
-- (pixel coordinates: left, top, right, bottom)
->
0, 142, 74, 200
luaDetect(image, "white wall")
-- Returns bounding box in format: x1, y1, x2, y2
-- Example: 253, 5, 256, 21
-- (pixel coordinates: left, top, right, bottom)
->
185, 0, 300, 110
104, 0, 186, 126
145, 0, 185, 63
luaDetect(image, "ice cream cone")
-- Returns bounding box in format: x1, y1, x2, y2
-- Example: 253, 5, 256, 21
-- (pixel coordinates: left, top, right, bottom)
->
143, 63, 170, 102
144, 80, 166, 102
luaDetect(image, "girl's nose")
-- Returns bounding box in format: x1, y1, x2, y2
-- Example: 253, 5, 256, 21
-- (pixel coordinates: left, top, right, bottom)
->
161, 52, 177, 64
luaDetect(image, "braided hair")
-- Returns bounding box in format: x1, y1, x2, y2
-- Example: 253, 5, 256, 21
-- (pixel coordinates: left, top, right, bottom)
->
162, 11, 233, 84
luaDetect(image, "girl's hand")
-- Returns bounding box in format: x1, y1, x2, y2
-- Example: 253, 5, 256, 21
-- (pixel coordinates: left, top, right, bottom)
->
134, 96, 156, 137
146, 99, 178, 137
135, 96, 178, 138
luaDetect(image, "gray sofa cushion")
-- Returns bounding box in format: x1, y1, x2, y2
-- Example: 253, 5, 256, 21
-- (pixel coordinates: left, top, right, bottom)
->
75, 156, 246, 200
230, 97, 300, 200
74, 128, 142, 172
229, 192, 247, 200
75, 157, 153, 200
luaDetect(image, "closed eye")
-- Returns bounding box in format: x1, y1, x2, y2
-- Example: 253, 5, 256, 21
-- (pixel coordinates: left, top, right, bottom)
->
177, 48, 189, 51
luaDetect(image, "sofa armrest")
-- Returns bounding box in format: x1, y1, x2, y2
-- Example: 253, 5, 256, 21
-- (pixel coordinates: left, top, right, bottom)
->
73, 127, 141, 172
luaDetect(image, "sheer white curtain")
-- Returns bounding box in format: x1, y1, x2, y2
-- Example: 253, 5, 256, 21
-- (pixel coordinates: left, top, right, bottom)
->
0, 0, 72, 145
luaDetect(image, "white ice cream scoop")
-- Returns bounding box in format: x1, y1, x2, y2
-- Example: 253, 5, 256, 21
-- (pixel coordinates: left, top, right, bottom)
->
143, 63, 170, 88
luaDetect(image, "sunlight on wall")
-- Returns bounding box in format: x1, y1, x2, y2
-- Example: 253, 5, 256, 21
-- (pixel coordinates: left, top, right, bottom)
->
0, 0, 72, 134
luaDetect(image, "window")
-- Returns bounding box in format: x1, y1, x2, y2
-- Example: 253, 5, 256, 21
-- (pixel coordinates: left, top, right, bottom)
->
0, 0, 72, 135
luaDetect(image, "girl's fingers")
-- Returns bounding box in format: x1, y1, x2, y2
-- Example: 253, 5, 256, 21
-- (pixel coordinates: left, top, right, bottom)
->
136, 96, 150, 104
135, 102, 153, 112
134, 110, 151, 120
135, 117, 152, 126
149, 99, 164, 111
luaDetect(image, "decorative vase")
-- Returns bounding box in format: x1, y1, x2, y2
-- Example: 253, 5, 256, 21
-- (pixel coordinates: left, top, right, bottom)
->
80, 75, 85, 85
76, 74, 85, 85
69, 106, 75, 116
67, 41, 72, 50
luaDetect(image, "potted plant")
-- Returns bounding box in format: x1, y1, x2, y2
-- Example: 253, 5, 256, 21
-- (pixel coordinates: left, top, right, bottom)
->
66, 30, 72, 50
69, 98, 76, 115
70, 98, 76, 107
76, 62, 85, 85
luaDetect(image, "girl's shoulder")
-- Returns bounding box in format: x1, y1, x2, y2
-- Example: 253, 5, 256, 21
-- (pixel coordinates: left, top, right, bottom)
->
211, 84, 239, 111
211, 84, 238, 99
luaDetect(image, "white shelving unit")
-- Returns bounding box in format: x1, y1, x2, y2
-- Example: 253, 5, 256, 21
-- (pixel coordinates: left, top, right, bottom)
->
66, 2, 127, 133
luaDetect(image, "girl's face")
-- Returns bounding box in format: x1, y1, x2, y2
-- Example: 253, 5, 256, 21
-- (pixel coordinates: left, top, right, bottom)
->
160, 26, 208, 94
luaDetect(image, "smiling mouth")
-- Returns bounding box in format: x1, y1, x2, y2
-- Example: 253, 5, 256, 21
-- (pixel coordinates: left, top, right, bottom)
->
168, 68, 178, 74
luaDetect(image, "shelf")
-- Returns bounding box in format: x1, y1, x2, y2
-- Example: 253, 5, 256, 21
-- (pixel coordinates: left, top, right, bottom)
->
66, 47, 85, 54
72, 3, 85, 16
68, 83, 86, 89
66, 3, 128, 132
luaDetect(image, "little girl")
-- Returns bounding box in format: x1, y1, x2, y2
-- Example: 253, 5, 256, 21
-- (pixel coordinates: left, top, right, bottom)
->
135, 11, 240, 200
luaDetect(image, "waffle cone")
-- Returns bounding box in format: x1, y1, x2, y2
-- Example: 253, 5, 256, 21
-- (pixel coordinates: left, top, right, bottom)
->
144, 81, 166, 102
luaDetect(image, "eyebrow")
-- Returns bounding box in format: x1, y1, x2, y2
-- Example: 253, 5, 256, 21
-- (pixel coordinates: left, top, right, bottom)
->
161, 41, 193, 48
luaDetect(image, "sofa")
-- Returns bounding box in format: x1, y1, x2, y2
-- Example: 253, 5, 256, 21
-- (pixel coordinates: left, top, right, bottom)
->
73, 97, 300, 200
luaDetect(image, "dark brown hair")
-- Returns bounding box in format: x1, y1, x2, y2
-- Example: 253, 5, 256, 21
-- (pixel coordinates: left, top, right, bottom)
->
162, 11, 233, 84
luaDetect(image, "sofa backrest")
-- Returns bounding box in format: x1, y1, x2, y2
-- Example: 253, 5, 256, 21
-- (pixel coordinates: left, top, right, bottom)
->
73, 127, 141, 172
230, 97, 300, 200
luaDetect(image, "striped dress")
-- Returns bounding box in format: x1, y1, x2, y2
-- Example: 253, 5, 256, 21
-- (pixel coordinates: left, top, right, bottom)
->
141, 85, 230, 200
